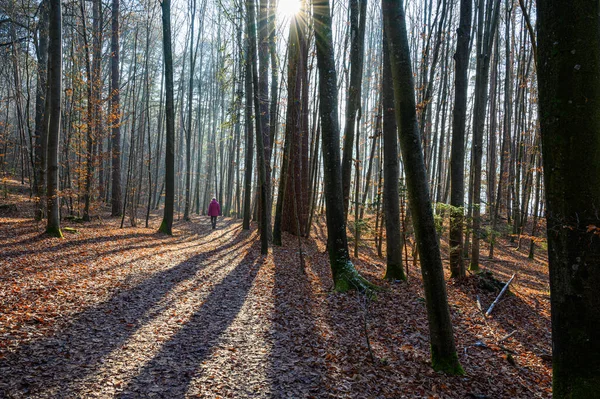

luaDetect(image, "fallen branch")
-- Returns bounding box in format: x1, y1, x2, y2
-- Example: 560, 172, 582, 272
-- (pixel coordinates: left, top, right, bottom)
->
499, 330, 517, 343
485, 273, 516, 317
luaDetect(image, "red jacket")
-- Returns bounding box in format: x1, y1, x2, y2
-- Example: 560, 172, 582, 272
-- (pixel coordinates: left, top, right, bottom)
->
208, 200, 220, 216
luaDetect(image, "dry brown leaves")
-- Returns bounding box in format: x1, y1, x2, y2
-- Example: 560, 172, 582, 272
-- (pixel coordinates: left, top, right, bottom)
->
0, 187, 551, 398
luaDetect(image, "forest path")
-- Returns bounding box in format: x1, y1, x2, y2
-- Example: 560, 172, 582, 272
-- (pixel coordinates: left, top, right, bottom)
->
0, 217, 324, 398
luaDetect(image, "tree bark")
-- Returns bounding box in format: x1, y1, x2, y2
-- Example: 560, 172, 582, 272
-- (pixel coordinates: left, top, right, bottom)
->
313, 0, 374, 292
382, 34, 405, 281
46, 0, 62, 238
34, 0, 49, 221
383, 0, 462, 374
469, 0, 500, 271
110, 0, 122, 216
449, 0, 471, 278
537, 2, 600, 396
158, 0, 175, 235
242, 45, 254, 230
341, 0, 367, 217
247, 0, 269, 254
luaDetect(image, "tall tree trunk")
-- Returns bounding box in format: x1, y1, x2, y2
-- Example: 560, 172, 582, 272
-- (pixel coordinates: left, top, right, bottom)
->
158, 0, 175, 235
46, 0, 63, 238
183, 0, 197, 221
382, 34, 405, 281
449, 0, 472, 278
341, 0, 367, 217
469, 0, 500, 271
257, 0, 272, 239
110, 0, 122, 216
313, 0, 374, 292
383, 0, 463, 374
247, 0, 269, 254
537, 1, 600, 396
34, 0, 49, 221
242, 50, 254, 230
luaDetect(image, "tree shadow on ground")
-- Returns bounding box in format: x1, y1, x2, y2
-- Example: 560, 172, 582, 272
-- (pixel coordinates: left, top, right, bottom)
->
268, 234, 329, 397
309, 218, 550, 397
0, 224, 248, 398
117, 240, 264, 397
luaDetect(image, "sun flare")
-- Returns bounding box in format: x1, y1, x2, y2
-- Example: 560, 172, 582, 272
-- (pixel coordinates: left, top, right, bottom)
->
278, 0, 301, 17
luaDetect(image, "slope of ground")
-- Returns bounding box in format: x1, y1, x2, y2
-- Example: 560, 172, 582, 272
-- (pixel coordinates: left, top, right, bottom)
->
0, 181, 551, 398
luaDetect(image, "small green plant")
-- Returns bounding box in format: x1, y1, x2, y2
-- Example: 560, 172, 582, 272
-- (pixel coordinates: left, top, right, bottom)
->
484, 226, 502, 246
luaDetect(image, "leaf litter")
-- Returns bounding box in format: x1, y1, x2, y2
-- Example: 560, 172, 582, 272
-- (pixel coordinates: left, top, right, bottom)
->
0, 192, 551, 398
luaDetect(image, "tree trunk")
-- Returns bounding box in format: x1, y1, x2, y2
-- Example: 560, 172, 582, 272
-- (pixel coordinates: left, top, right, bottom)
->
382, 34, 405, 281
469, 0, 500, 271
383, 0, 462, 374
158, 0, 175, 235
110, 0, 123, 216
537, 2, 600, 396
183, 0, 197, 221
341, 0, 367, 217
46, 0, 63, 238
242, 48, 254, 230
246, 0, 269, 254
449, 0, 471, 278
313, 0, 374, 292
34, 0, 49, 221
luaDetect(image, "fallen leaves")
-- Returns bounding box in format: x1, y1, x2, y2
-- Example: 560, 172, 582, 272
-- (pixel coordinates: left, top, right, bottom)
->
0, 191, 552, 398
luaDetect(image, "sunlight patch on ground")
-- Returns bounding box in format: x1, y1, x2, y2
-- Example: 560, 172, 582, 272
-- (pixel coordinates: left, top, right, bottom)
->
59, 230, 255, 397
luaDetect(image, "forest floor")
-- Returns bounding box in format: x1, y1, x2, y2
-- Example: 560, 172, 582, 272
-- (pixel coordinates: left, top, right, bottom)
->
0, 180, 552, 398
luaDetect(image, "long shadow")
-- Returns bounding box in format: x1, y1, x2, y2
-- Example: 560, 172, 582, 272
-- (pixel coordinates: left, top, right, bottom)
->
311, 220, 551, 397
0, 231, 170, 259
0, 228, 247, 397
118, 239, 263, 397
268, 234, 328, 397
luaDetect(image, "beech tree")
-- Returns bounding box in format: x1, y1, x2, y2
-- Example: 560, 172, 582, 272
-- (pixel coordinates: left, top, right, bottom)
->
110, 0, 122, 217
382, 33, 405, 281
448, 0, 471, 279
537, 1, 600, 396
45, 0, 62, 238
313, 0, 374, 291
158, 0, 175, 235
382, 0, 463, 374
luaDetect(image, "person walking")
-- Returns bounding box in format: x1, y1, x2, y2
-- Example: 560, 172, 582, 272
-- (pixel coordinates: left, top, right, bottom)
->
208, 197, 221, 229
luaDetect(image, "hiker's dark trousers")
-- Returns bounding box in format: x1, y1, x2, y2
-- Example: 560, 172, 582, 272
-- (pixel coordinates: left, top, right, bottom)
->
211, 216, 217, 229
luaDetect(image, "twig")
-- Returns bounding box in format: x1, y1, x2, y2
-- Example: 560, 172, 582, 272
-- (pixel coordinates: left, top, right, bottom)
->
499, 330, 517, 343
476, 295, 483, 312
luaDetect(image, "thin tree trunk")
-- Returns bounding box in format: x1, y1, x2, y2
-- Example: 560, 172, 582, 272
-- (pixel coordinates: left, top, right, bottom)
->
110, 0, 123, 216
247, 0, 269, 254
46, 0, 62, 238
449, 0, 472, 278
341, 0, 367, 217
383, 0, 463, 374
382, 33, 405, 280
313, 0, 374, 292
34, 0, 49, 221
158, 0, 175, 235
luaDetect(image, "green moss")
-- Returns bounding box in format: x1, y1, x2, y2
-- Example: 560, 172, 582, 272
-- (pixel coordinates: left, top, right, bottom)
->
468, 261, 480, 272
333, 259, 379, 294
45, 225, 64, 238
383, 263, 407, 281
431, 347, 465, 375
158, 220, 172, 235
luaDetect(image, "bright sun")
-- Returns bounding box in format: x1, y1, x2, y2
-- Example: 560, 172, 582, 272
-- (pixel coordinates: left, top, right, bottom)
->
277, 0, 301, 17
